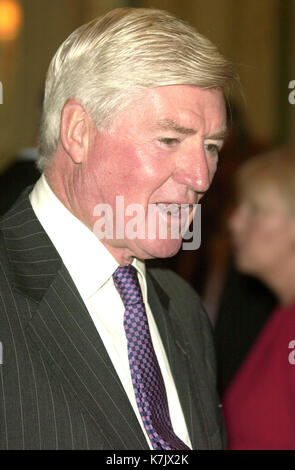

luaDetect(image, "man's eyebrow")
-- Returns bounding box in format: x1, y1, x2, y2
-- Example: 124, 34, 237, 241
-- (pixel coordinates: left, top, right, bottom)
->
155, 119, 196, 135
156, 120, 228, 140
206, 129, 228, 140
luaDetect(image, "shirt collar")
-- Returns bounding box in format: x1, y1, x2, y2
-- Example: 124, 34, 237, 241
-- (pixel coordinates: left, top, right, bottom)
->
29, 175, 148, 300
30, 175, 119, 298
133, 257, 148, 304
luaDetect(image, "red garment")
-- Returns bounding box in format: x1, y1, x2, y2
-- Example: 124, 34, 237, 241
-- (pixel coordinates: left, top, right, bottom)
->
222, 302, 295, 450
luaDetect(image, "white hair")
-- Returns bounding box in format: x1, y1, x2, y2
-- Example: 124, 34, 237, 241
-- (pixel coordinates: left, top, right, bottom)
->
38, 7, 236, 170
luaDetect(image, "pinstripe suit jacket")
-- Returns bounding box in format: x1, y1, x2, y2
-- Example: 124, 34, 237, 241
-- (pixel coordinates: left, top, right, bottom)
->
0, 187, 225, 450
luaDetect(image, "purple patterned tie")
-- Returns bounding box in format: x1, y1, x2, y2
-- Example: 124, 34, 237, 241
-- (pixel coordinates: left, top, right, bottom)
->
113, 264, 190, 450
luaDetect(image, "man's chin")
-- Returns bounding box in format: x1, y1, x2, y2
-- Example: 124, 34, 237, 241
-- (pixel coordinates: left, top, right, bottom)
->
134, 238, 183, 260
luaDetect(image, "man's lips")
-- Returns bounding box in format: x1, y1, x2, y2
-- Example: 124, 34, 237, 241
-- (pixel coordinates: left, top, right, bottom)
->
154, 201, 195, 209
156, 203, 183, 216
154, 202, 195, 226
154, 201, 196, 206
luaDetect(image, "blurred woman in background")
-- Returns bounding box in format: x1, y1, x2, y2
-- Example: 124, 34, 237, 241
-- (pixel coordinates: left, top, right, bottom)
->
222, 147, 295, 450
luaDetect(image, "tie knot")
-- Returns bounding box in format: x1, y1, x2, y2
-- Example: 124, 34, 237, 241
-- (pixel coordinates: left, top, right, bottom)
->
113, 265, 144, 306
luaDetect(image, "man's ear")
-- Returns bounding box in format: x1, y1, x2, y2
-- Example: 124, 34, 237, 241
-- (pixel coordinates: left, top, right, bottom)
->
60, 99, 91, 164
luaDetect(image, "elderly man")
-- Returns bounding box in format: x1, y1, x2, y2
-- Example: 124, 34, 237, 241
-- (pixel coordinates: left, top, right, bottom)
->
0, 8, 234, 450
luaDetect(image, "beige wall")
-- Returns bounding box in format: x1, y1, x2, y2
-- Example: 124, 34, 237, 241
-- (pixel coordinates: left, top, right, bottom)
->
0, 0, 117, 172
0, 0, 294, 173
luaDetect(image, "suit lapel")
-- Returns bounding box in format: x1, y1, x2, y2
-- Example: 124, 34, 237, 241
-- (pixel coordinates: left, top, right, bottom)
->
1, 189, 148, 449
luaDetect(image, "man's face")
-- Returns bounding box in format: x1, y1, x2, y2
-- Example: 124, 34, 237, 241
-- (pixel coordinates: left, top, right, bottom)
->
80, 85, 226, 264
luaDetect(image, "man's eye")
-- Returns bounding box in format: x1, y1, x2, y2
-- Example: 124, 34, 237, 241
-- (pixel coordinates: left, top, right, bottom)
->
204, 143, 220, 154
159, 138, 179, 146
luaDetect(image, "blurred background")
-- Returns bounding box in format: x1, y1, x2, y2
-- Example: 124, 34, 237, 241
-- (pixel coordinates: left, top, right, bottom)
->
0, 0, 295, 395
1, 0, 295, 241
0, 0, 295, 172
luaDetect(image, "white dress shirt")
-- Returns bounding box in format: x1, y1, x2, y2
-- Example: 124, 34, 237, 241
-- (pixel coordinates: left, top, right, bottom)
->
29, 175, 192, 449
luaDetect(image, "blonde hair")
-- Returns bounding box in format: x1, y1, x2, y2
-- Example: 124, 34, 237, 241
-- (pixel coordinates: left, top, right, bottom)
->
38, 7, 236, 170
236, 147, 295, 210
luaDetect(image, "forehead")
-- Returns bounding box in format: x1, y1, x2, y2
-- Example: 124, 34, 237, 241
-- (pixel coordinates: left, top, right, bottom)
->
111, 85, 226, 133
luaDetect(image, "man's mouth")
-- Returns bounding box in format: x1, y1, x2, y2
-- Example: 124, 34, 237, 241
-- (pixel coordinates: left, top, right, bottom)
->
154, 203, 196, 233
156, 203, 183, 217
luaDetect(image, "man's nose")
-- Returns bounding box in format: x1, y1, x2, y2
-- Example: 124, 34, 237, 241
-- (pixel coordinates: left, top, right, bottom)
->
172, 147, 212, 193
